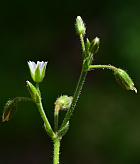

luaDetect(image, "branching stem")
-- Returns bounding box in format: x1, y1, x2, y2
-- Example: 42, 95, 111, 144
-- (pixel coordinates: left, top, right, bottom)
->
36, 100, 55, 139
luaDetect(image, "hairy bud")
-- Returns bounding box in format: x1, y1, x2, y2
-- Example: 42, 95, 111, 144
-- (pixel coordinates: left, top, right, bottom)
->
75, 16, 86, 36
55, 95, 73, 112
114, 68, 137, 93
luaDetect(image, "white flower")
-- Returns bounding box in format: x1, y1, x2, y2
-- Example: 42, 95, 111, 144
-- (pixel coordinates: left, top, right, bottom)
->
28, 61, 48, 83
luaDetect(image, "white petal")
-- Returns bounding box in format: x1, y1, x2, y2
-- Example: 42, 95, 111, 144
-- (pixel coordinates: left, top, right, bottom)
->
28, 61, 37, 74
39, 61, 48, 74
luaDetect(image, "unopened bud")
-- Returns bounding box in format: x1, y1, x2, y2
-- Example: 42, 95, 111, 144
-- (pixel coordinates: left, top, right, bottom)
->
89, 37, 100, 54
26, 81, 41, 102
55, 95, 73, 112
114, 68, 137, 93
75, 16, 86, 36
85, 38, 91, 52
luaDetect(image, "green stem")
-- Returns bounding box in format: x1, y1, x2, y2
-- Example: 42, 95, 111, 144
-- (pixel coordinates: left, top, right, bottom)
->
36, 100, 55, 139
35, 84, 55, 138
60, 66, 87, 129
88, 64, 117, 71
53, 138, 61, 164
36, 83, 41, 96
60, 33, 87, 129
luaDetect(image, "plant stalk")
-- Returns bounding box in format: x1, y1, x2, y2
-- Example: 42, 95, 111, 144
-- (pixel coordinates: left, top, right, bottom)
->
60, 66, 87, 129
36, 100, 55, 139
89, 64, 117, 71
60, 33, 87, 129
53, 138, 61, 164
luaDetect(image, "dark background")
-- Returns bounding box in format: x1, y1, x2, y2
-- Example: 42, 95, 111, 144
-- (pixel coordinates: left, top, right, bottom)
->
0, 0, 140, 164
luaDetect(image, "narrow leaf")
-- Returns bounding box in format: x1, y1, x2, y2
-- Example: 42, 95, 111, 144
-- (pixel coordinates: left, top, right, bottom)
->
2, 99, 16, 122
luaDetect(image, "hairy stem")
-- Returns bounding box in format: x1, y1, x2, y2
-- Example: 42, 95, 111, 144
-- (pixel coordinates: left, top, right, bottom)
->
53, 138, 61, 164
60, 33, 87, 129
60, 66, 87, 129
88, 64, 117, 71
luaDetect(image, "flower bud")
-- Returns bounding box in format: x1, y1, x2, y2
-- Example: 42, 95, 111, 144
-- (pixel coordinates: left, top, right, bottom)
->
114, 68, 137, 93
26, 81, 41, 102
28, 61, 47, 83
75, 16, 86, 36
89, 37, 100, 55
85, 38, 91, 52
55, 95, 73, 112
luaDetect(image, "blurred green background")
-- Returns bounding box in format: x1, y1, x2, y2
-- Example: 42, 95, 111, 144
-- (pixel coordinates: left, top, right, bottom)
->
0, 0, 140, 164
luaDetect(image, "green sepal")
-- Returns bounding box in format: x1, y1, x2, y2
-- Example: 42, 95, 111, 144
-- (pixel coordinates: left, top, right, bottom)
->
85, 38, 91, 55
34, 65, 41, 83
26, 81, 41, 102
41, 64, 47, 82
30, 71, 35, 82
89, 37, 100, 55
83, 37, 100, 72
